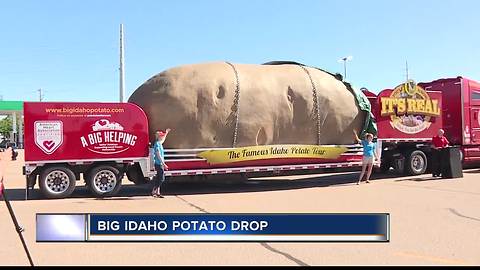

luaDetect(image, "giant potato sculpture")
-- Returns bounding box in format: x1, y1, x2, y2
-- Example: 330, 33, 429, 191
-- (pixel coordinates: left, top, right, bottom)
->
128, 61, 367, 148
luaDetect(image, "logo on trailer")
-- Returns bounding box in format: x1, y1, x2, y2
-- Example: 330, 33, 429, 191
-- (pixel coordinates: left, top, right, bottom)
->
80, 119, 137, 155
380, 80, 441, 134
34, 121, 63, 154
92, 119, 124, 131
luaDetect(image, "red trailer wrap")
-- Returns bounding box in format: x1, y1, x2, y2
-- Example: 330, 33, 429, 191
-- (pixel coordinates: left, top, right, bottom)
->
373, 84, 443, 142
24, 102, 150, 162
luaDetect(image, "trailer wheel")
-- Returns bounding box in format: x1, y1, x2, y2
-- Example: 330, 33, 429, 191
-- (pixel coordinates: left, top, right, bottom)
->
406, 150, 427, 176
86, 166, 122, 197
39, 166, 76, 199
126, 164, 149, 185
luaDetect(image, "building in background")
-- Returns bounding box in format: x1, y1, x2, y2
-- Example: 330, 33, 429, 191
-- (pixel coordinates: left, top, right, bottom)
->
0, 101, 24, 148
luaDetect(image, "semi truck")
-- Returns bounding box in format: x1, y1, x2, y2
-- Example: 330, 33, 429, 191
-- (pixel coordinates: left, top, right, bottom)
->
22, 77, 480, 199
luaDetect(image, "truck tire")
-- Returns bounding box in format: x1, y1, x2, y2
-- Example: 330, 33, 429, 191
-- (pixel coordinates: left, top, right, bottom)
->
405, 150, 427, 176
126, 164, 150, 185
39, 166, 76, 199
86, 166, 122, 197
380, 159, 391, 173
391, 156, 404, 175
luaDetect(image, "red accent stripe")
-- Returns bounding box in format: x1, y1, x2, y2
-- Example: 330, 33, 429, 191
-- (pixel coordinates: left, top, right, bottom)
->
381, 138, 431, 143
166, 156, 362, 171
167, 161, 365, 176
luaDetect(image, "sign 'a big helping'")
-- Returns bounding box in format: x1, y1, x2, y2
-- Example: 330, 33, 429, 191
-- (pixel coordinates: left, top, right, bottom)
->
197, 145, 348, 164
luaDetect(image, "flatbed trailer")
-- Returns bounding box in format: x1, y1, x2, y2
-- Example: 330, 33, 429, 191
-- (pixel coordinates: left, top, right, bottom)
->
22, 101, 377, 199
22, 77, 480, 199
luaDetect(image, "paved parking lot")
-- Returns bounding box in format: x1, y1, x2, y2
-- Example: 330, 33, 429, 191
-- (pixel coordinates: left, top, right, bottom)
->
1, 150, 479, 265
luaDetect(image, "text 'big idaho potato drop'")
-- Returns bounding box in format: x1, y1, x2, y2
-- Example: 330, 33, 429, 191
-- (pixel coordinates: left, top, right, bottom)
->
97, 220, 269, 232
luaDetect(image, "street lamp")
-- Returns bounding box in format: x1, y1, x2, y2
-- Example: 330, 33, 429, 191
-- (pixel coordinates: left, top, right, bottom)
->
338, 56, 353, 80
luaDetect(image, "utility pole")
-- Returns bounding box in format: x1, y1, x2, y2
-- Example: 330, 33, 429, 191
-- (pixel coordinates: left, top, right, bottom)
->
119, 24, 126, 103
37, 89, 44, 101
338, 56, 353, 81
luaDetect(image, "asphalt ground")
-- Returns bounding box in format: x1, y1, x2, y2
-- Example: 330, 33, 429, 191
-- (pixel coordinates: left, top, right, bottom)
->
1, 150, 479, 266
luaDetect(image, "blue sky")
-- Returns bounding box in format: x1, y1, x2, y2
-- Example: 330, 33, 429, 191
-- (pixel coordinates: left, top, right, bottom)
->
1, 0, 479, 102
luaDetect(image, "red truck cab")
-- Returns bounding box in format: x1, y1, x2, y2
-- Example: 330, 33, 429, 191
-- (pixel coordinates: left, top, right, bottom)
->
419, 77, 480, 162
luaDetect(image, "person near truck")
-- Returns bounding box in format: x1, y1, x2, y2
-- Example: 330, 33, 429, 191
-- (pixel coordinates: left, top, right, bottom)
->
152, 129, 171, 198
431, 129, 449, 177
354, 131, 378, 185
0, 147, 13, 197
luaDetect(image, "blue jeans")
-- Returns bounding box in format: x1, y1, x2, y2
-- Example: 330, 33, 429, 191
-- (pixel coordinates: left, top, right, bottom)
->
153, 164, 165, 189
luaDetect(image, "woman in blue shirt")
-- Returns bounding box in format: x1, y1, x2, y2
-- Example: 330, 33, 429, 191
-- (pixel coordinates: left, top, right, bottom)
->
354, 131, 378, 185
152, 129, 170, 198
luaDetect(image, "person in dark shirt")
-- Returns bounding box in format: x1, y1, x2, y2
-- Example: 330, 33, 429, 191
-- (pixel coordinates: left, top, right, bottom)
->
0, 147, 13, 197
431, 129, 449, 177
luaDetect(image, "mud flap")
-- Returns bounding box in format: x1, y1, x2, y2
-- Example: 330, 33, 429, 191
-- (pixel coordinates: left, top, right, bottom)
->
375, 140, 383, 168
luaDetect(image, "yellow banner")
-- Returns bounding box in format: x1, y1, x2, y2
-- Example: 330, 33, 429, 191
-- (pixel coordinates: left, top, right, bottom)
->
197, 145, 348, 164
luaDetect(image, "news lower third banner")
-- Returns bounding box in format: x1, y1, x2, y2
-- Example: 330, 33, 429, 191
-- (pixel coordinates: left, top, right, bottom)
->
36, 214, 389, 242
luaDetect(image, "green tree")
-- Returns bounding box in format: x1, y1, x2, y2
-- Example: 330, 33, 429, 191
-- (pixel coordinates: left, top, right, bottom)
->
0, 116, 13, 138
